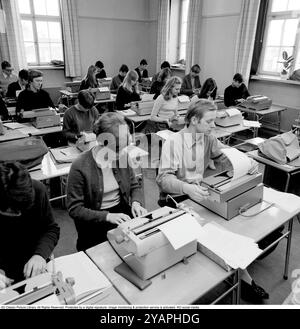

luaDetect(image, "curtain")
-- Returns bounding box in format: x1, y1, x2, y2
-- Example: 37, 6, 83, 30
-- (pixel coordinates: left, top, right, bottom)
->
250, 0, 270, 75
60, 0, 81, 78
156, 0, 170, 71
0, 0, 27, 70
234, 0, 261, 85
185, 0, 202, 73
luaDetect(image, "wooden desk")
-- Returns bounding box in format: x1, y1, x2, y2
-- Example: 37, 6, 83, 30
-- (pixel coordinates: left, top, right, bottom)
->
29, 152, 71, 181
247, 150, 300, 192
86, 243, 239, 305
0, 128, 27, 142
184, 187, 297, 280
237, 105, 286, 133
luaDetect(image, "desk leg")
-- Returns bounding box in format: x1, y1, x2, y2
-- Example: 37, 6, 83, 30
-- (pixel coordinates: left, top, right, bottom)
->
235, 269, 241, 304
278, 111, 281, 134
284, 218, 294, 280
284, 173, 291, 193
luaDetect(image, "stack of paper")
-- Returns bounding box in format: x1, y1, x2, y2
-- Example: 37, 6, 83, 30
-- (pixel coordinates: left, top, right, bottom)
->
3, 122, 26, 130
119, 109, 136, 116
178, 95, 190, 103
50, 147, 81, 163
141, 93, 155, 102
197, 223, 262, 270
225, 108, 241, 117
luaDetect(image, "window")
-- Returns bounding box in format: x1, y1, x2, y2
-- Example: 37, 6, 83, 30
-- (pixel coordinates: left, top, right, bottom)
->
259, 0, 300, 75
178, 0, 189, 61
17, 0, 64, 66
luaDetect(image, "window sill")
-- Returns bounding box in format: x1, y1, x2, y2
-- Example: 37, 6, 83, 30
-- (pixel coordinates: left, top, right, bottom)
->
250, 74, 300, 86
170, 65, 186, 71
29, 65, 65, 70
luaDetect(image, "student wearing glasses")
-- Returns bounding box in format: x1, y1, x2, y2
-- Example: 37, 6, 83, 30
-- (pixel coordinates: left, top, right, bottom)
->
16, 70, 54, 115
180, 64, 201, 96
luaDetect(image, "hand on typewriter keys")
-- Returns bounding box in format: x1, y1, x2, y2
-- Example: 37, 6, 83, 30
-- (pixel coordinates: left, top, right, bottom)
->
131, 201, 147, 218
183, 183, 210, 203
23, 255, 47, 279
106, 213, 131, 225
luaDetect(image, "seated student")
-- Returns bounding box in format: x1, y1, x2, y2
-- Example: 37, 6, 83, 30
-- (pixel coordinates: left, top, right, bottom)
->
181, 64, 201, 96
67, 112, 147, 251
63, 90, 99, 144
6, 69, 29, 99
110, 64, 129, 93
16, 70, 54, 115
150, 68, 171, 99
135, 59, 149, 83
0, 162, 60, 288
0, 61, 18, 97
150, 76, 182, 129
190, 78, 218, 105
0, 96, 9, 121
156, 99, 269, 303
152, 61, 171, 84
80, 65, 98, 91
95, 61, 107, 80
116, 70, 141, 111
224, 73, 250, 107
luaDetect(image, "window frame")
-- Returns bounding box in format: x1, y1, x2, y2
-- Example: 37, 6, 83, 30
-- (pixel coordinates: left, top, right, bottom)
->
19, 0, 64, 66
177, 0, 189, 61
258, 0, 300, 76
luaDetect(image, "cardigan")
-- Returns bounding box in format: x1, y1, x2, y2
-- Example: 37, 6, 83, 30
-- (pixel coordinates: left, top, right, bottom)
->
180, 74, 201, 96
116, 85, 141, 111
0, 180, 60, 282
110, 74, 124, 93
6, 81, 22, 98
67, 149, 143, 250
63, 104, 99, 143
135, 67, 149, 83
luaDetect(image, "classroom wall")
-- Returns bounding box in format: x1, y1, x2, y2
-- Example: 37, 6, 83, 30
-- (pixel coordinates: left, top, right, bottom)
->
76, 0, 158, 78
199, 0, 242, 93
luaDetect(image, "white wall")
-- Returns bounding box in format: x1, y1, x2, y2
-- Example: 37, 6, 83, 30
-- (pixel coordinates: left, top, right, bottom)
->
76, 0, 158, 78
199, 0, 242, 93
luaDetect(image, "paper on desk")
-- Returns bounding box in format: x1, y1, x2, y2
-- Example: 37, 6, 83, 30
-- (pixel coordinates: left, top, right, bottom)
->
178, 95, 190, 103
221, 148, 252, 181
263, 187, 300, 214
46, 251, 111, 301
243, 120, 261, 128
3, 122, 26, 129
18, 126, 40, 135
197, 223, 262, 270
119, 109, 136, 116
156, 129, 175, 140
159, 214, 200, 250
225, 108, 240, 117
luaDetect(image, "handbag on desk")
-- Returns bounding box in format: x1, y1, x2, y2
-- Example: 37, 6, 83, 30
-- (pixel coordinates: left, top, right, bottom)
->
0, 136, 48, 169
258, 131, 300, 166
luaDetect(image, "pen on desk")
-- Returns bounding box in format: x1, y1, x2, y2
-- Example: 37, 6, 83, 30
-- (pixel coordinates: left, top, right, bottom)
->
60, 150, 67, 156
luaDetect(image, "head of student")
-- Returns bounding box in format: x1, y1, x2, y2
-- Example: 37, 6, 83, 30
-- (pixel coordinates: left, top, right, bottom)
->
232, 73, 243, 88
185, 99, 217, 135
119, 64, 129, 78
1, 61, 14, 77
85, 65, 98, 87
160, 61, 171, 70
190, 64, 201, 78
199, 78, 217, 100
161, 76, 182, 100
139, 59, 148, 71
157, 68, 171, 84
0, 161, 34, 217
18, 69, 29, 87
122, 70, 139, 91
93, 112, 131, 154
77, 90, 95, 109
95, 61, 104, 73
28, 70, 43, 91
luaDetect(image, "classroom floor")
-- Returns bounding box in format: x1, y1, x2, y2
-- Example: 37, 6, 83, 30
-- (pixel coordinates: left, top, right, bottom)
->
52, 128, 300, 305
